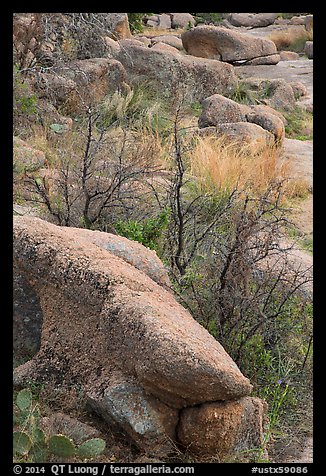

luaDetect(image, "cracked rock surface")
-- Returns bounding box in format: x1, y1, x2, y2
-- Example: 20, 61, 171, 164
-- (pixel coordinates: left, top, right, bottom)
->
13, 216, 266, 456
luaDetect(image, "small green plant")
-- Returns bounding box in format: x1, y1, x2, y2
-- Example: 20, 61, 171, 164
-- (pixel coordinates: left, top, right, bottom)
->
115, 209, 170, 253
185, 21, 193, 31
192, 13, 223, 24
189, 101, 202, 116
283, 107, 313, 140
49, 123, 65, 134
48, 435, 76, 458
13, 388, 106, 462
13, 65, 38, 116
128, 13, 152, 33
229, 81, 261, 105
301, 236, 313, 254
77, 438, 106, 458
256, 381, 291, 462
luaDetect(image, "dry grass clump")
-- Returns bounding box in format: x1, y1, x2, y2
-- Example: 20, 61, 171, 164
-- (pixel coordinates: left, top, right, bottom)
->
187, 135, 310, 200
268, 26, 312, 52
142, 27, 184, 37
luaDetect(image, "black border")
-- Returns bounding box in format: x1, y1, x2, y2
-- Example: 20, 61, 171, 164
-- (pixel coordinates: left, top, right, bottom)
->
4, 4, 321, 474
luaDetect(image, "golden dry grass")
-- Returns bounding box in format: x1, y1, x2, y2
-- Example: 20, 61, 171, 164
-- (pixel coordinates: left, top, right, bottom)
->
268, 26, 312, 52
186, 135, 310, 200
142, 27, 185, 37
21, 112, 311, 206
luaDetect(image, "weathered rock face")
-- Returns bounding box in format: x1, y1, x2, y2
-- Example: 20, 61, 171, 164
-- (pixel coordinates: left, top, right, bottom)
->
13, 268, 43, 367
105, 13, 132, 40
241, 77, 296, 111
228, 13, 278, 29
151, 42, 180, 54
146, 14, 171, 30
214, 122, 274, 147
104, 36, 123, 56
151, 35, 184, 50
34, 58, 127, 109
289, 81, 308, 99
304, 15, 313, 32
13, 216, 257, 453
177, 397, 268, 458
63, 58, 127, 90
245, 54, 280, 66
13, 223, 171, 371
35, 73, 77, 107
279, 51, 300, 61
181, 26, 279, 65
198, 94, 246, 128
263, 79, 296, 110
60, 226, 171, 289
13, 137, 46, 172
304, 41, 313, 59
112, 42, 238, 101
289, 15, 306, 25
170, 13, 196, 29
86, 373, 178, 453
41, 412, 102, 445
198, 94, 284, 145
245, 111, 285, 144
134, 36, 152, 47
247, 104, 287, 125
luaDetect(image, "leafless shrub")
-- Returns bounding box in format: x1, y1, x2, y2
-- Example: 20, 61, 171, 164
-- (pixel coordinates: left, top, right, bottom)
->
154, 110, 312, 376
16, 103, 163, 228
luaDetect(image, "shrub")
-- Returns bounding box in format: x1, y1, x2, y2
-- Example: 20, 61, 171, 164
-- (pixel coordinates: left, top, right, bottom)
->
128, 13, 152, 33
191, 13, 223, 24
13, 66, 38, 117
188, 135, 309, 200
229, 81, 261, 105
282, 106, 313, 140
115, 209, 169, 253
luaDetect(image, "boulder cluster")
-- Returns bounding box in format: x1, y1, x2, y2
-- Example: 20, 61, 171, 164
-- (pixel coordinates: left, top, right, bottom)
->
13, 216, 267, 458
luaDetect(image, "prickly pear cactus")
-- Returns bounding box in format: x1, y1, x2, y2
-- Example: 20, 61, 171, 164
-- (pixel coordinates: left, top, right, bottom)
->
77, 438, 106, 458
48, 434, 76, 458
13, 431, 32, 456
16, 388, 33, 412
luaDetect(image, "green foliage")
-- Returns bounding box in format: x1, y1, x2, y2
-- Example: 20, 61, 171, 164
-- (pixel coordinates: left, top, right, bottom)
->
288, 34, 312, 53
16, 388, 33, 412
189, 101, 202, 116
50, 123, 65, 134
282, 107, 313, 139
48, 435, 76, 458
185, 21, 193, 31
13, 431, 32, 456
115, 209, 170, 252
13, 65, 38, 116
260, 81, 275, 99
128, 13, 152, 33
13, 388, 106, 462
229, 81, 261, 105
77, 438, 106, 458
302, 236, 313, 253
287, 227, 313, 254
192, 13, 223, 24
96, 83, 171, 135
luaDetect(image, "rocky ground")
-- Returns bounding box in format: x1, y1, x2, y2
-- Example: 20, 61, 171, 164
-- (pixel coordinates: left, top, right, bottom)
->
235, 55, 313, 466
237, 59, 313, 105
